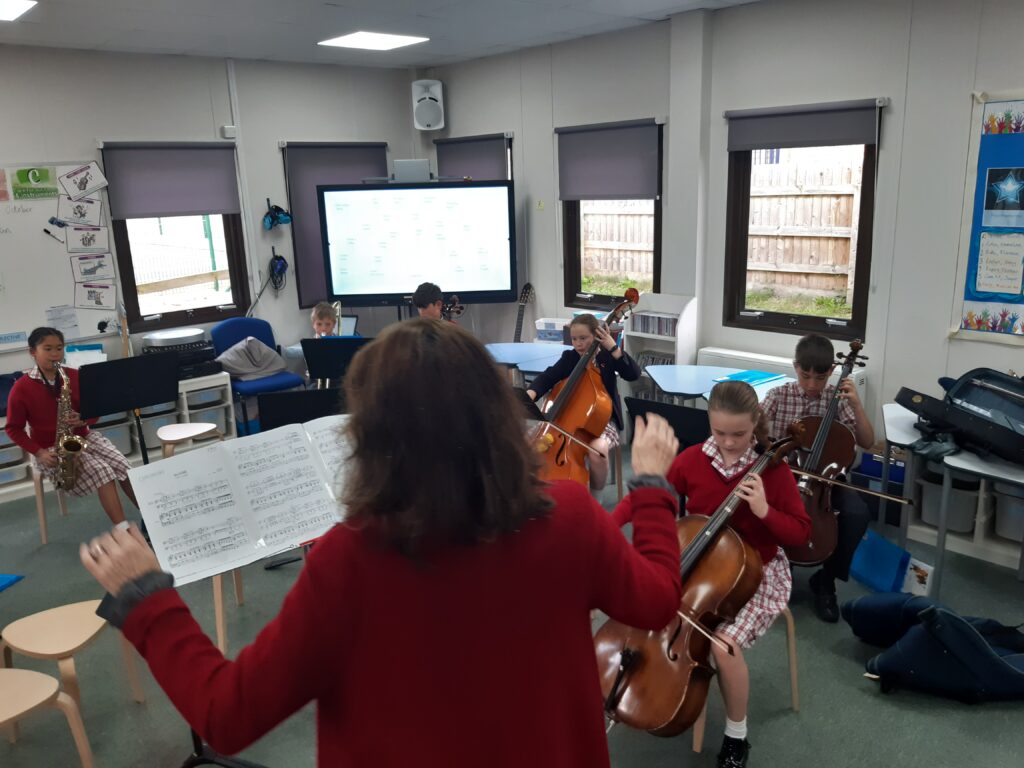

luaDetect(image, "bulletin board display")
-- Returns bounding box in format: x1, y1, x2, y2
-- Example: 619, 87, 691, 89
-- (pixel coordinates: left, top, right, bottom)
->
0, 161, 119, 352
954, 97, 1024, 342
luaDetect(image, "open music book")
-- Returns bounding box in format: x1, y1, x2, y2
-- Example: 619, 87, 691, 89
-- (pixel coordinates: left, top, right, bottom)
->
128, 415, 350, 586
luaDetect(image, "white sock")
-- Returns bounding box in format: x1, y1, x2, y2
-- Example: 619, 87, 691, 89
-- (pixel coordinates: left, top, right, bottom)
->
724, 717, 748, 740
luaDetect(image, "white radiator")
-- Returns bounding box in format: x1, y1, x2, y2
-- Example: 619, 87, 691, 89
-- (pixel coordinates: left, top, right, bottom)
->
696, 346, 870, 401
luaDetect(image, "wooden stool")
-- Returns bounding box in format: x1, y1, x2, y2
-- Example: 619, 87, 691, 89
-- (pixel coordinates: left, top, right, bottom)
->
691, 606, 799, 753
0, 668, 94, 767
31, 466, 69, 546
155, 422, 243, 653
156, 422, 221, 459
0, 599, 144, 708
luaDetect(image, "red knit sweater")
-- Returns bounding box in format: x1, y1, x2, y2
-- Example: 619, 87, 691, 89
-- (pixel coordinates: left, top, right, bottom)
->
122, 481, 682, 767
4, 368, 92, 456
612, 445, 810, 563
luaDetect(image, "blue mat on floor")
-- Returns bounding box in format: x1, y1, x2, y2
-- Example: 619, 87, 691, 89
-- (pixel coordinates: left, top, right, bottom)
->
0, 574, 24, 592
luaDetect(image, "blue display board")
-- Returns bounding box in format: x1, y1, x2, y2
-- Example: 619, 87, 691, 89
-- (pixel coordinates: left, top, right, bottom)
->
960, 100, 1024, 337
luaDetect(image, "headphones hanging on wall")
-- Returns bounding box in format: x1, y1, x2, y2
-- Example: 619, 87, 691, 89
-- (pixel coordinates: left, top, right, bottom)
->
262, 197, 293, 230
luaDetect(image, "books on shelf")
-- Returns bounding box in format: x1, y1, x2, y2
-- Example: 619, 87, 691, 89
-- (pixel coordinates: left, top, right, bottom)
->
129, 415, 350, 586
713, 370, 785, 387
630, 313, 678, 337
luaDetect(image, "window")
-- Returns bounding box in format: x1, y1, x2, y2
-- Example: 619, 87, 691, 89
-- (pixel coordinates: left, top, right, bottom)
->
557, 120, 662, 309
723, 100, 883, 339
103, 143, 250, 332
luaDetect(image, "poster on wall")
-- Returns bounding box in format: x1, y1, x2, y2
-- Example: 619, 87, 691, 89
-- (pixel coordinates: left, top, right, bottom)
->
74, 282, 116, 311
8, 166, 59, 199
65, 224, 109, 253
69, 254, 115, 282
0, 169, 9, 202
57, 195, 102, 226
959, 99, 1024, 338
57, 162, 108, 201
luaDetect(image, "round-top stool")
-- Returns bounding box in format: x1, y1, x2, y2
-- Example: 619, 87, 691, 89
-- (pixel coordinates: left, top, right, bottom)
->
0, 599, 144, 708
156, 422, 222, 459
0, 668, 94, 767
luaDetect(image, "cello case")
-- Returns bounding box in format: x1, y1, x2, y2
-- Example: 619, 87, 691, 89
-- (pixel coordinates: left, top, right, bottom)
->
896, 368, 1024, 466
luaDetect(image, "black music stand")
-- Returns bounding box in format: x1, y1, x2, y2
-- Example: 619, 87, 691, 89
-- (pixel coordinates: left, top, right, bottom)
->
624, 396, 711, 450
80, 354, 268, 768
257, 389, 346, 572
300, 337, 371, 388
79, 352, 180, 466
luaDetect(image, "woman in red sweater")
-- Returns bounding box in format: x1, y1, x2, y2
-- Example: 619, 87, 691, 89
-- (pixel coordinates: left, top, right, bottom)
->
79, 318, 683, 767
612, 380, 810, 768
5, 327, 138, 525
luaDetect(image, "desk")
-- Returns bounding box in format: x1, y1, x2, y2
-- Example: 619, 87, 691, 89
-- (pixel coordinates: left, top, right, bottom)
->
487, 343, 571, 386
647, 365, 742, 399
881, 403, 921, 548
932, 451, 1024, 598
700, 377, 795, 403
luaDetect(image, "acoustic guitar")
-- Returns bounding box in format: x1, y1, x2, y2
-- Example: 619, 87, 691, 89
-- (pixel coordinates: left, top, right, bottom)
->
512, 283, 535, 342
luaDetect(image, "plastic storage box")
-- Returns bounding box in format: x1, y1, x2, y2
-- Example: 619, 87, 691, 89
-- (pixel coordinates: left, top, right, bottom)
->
139, 412, 178, 448
189, 405, 227, 435
0, 463, 28, 486
187, 388, 224, 408
994, 482, 1024, 543
0, 444, 22, 466
95, 422, 132, 455
918, 463, 979, 534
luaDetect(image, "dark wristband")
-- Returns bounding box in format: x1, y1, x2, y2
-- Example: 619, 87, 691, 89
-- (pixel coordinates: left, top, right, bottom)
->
96, 570, 175, 629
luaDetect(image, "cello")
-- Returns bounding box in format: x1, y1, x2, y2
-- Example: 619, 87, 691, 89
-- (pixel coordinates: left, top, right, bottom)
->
533, 288, 639, 487
783, 340, 865, 566
594, 434, 799, 736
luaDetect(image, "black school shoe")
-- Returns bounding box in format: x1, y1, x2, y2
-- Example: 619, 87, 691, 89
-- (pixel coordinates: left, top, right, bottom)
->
809, 570, 840, 623
718, 735, 751, 768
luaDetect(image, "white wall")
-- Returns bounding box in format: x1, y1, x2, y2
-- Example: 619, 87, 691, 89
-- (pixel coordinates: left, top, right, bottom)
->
0, 44, 412, 374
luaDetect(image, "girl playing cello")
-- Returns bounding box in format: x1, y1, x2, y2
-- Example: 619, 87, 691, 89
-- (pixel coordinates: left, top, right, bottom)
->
611, 381, 810, 768
527, 314, 641, 490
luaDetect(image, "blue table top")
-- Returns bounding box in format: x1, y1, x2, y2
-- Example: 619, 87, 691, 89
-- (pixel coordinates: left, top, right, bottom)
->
701, 376, 795, 403
487, 343, 571, 373
646, 365, 743, 397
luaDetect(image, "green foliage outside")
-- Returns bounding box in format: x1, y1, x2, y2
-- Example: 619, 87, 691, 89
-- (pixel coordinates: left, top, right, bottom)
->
745, 289, 852, 319
581, 275, 655, 296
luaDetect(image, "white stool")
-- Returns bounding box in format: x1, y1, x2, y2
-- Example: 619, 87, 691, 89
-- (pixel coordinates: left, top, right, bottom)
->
32, 467, 69, 546
155, 422, 221, 459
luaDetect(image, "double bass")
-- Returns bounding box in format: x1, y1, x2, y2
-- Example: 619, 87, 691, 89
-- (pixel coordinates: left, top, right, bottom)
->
783, 340, 865, 566
533, 288, 639, 487
594, 435, 798, 735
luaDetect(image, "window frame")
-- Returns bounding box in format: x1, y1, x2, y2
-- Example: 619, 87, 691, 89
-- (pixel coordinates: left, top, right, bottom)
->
562, 127, 663, 310
112, 213, 251, 334
722, 143, 876, 341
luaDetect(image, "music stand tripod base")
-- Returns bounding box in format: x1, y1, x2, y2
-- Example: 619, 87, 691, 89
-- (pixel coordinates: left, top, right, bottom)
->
182, 729, 270, 768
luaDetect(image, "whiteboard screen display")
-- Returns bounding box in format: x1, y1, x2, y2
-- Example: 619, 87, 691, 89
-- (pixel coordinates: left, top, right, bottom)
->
317, 181, 516, 305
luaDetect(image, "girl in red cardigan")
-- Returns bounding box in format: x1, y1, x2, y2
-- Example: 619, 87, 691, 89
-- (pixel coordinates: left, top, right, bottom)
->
5, 327, 138, 525
79, 319, 684, 768
612, 381, 810, 768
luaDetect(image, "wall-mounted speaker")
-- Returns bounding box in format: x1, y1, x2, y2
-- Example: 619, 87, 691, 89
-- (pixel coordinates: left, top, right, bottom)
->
412, 79, 444, 131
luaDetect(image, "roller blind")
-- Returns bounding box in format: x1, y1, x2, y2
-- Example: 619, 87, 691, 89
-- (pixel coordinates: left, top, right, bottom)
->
724, 99, 883, 151
102, 143, 241, 219
556, 119, 660, 201
435, 134, 510, 180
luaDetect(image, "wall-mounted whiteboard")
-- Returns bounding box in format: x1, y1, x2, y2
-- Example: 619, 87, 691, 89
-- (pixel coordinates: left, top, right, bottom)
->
0, 161, 120, 352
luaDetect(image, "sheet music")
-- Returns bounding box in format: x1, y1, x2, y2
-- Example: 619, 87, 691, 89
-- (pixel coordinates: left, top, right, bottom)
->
221, 425, 341, 555
302, 414, 352, 500
129, 444, 262, 586
129, 417, 353, 585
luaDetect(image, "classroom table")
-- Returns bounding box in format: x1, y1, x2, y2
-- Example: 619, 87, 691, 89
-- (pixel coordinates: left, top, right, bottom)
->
881, 403, 922, 548
932, 451, 1024, 599
700, 376, 796, 403
486, 343, 571, 386
646, 365, 743, 399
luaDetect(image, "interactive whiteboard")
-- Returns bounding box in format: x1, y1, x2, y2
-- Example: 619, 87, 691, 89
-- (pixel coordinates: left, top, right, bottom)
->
317, 181, 516, 306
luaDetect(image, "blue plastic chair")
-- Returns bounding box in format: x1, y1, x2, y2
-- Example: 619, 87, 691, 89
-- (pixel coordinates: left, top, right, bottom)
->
210, 317, 304, 435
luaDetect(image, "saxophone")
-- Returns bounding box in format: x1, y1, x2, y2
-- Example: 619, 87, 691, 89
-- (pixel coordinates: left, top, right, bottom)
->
53, 363, 86, 491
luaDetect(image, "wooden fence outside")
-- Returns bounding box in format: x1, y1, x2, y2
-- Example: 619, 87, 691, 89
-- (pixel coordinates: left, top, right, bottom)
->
746, 149, 863, 301
581, 200, 655, 281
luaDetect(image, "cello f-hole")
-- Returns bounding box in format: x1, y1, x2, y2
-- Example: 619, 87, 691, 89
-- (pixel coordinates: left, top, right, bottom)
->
665, 616, 683, 661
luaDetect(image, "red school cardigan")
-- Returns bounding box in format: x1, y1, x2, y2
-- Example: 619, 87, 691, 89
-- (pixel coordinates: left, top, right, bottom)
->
121, 480, 682, 767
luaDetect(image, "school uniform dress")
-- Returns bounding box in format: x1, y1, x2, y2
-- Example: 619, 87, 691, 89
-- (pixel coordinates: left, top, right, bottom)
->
760, 381, 872, 581
529, 346, 641, 445
612, 440, 811, 648
4, 366, 130, 496
101, 481, 682, 768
